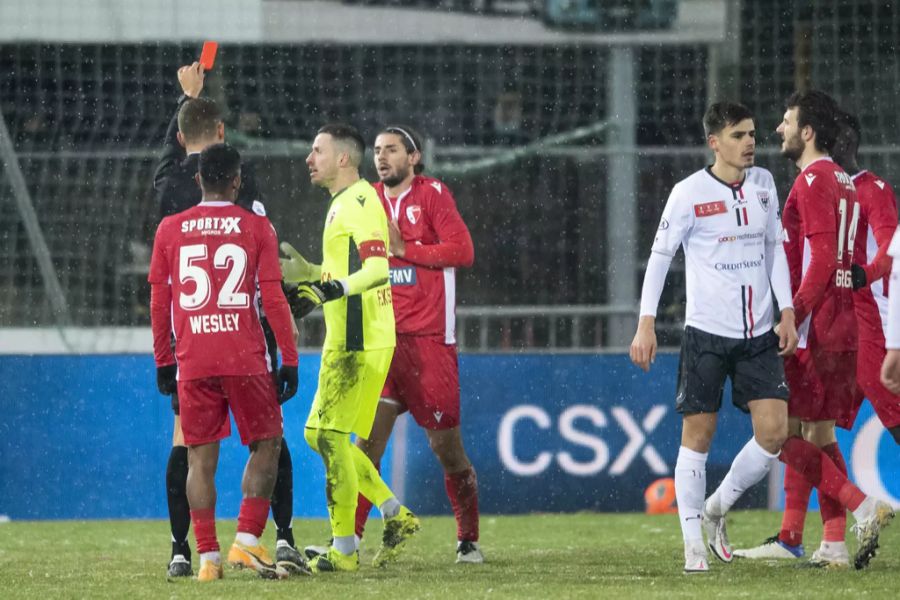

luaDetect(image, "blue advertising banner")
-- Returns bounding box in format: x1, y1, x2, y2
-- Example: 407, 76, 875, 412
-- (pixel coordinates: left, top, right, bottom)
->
8, 353, 895, 520
400, 354, 757, 515
0, 354, 393, 520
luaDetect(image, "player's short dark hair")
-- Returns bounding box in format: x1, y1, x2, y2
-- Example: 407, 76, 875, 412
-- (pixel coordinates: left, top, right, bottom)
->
836, 109, 861, 146
318, 123, 365, 167
832, 109, 861, 171
380, 125, 426, 174
178, 98, 222, 144
702, 102, 754, 137
199, 143, 241, 194
785, 90, 840, 153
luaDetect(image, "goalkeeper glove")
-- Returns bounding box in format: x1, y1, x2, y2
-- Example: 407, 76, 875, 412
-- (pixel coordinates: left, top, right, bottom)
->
288, 280, 345, 319
850, 263, 867, 290
280, 242, 319, 283
157, 364, 177, 396
277, 365, 298, 404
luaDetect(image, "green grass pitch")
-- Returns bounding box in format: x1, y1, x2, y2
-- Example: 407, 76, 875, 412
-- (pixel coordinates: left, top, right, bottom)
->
0, 511, 896, 599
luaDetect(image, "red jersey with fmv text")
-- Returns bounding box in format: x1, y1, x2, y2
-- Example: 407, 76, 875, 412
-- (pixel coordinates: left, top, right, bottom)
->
782, 157, 858, 352
149, 201, 283, 380
374, 176, 474, 342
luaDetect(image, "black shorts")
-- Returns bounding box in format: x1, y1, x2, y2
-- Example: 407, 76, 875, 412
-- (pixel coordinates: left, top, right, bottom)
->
675, 326, 789, 415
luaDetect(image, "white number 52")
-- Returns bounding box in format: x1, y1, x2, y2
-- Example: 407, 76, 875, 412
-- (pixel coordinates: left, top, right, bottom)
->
179, 243, 249, 310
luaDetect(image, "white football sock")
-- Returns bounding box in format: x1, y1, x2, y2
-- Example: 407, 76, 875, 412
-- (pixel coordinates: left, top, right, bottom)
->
380, 497, 401, 519
235, 532, 259, 546
852, 496, 876, 522
675, 446, 708, 542
333, 535, 356, 556
706, 437, 778, 518
200, 551, 221, 564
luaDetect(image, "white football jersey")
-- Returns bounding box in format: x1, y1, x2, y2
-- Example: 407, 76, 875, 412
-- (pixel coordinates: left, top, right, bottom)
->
886, 227, 900, 349
866, 220, 891, 337
651, 166, 784, 339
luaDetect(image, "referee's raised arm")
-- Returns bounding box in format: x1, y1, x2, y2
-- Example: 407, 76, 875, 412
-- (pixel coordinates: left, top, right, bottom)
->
153, 63, 205, 200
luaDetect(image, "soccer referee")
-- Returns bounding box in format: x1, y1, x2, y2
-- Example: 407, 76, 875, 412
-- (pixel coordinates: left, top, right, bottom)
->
285, 123, 420, 572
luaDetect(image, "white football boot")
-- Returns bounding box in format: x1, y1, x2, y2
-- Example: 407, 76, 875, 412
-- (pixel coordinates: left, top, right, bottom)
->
683, 541, 710, 574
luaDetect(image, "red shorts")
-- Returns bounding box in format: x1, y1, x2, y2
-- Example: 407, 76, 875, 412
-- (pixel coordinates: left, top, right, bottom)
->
837, 339, 900, 430
178, 374, 283, 446
381, 335, 460, 430
785, 347, 856, 422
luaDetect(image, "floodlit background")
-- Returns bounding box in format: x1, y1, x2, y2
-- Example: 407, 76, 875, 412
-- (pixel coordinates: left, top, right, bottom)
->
1, 0, 898, 521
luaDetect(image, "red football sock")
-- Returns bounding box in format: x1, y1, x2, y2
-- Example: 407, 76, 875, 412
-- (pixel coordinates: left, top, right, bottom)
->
191, 508, 219, 554
820, 443, 848, 542
779, 464, 812, 546
237, 496, 270, 538
780, 436, 866, 512
355, 462, 379, 539
445, 467, 480, 542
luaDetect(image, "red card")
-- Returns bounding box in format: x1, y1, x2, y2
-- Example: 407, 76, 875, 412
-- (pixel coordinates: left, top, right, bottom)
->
199, 41, 218, 70
693, 201, 727, 217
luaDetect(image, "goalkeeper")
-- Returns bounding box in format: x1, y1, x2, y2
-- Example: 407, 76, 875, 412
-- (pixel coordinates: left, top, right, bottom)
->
283, 123, 419, 572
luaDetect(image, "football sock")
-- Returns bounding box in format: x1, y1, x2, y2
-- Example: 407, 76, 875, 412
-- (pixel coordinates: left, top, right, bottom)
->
779, 436, 865, 512
851, 496, 879, 523
200, 551, 221, 565
674, 446, 707, 542
354, 461, 379, 539
779, 464, 812, 547
820, 443, 848, 542
706, 437, 777, 518
235, 532, 259, 546
237, 496, 270, 539
271, 439, 295, 548
379, 497, 401, 519
166, 445, 192, 560
445, 466, 480, 541
191, 508, 219, 554
333, 535, 356, 556
350, 444, 396, 510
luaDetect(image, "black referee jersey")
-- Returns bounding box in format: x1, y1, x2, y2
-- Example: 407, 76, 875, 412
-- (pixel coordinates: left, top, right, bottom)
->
152, 95, 280, 369
152, 95, 262, 219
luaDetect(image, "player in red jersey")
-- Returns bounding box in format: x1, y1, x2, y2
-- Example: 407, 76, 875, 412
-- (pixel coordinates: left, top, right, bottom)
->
367, 125, 480, 563
735, 91, 894, 569
156, 62, 307, 579
149, 144, 299, 582
831, 109, 900, 442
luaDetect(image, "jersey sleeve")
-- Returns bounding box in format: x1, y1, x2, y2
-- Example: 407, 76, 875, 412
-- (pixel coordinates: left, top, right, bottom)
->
148, 219, 175, 366
339, 189, 390, 295
650, 183, 692, 257
765, 184, 794, 310
152, 96, 189, 194
638, 251, 674, 318
346, 188, 389, 262
863, 180, 899, 283
148, 220, 171, 285
886, 228, 900, 349
402, 184, 475, 268
792, 231, 838, 325
235, 161, 263, 212
256, 218, 284, 283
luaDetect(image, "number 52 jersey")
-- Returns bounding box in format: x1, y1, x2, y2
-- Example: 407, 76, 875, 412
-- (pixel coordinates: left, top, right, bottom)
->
148, 201, 283, 380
